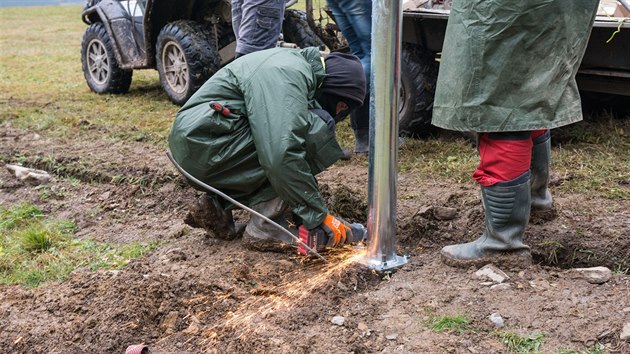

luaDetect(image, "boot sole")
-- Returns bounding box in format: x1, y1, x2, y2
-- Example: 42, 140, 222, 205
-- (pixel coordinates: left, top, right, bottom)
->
441, 250, 532, 269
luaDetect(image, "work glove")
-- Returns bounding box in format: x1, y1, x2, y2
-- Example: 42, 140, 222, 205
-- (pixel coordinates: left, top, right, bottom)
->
319, 214, 351, 246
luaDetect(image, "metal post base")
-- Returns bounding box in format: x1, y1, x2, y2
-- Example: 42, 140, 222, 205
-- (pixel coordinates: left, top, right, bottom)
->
357, 254, 409, 272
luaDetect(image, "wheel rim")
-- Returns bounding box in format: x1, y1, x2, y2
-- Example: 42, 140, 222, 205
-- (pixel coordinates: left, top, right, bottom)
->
162, 42, 188, 94
87, 39, 109, 85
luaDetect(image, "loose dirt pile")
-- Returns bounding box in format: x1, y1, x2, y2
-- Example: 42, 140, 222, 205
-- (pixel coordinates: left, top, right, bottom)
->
1, 124, 628, 353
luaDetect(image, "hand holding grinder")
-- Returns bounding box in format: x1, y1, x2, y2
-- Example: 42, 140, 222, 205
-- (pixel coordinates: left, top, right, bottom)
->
298, 214, 368, 255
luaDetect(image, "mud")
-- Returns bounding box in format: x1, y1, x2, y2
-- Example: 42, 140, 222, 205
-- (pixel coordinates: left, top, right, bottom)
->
1, 123, 629, 353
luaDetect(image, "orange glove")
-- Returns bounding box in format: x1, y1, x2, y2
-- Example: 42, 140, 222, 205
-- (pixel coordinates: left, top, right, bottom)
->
320, 214, 351, 246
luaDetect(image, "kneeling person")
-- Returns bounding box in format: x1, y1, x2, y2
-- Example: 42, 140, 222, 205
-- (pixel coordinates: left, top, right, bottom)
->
168, 47, 366, 251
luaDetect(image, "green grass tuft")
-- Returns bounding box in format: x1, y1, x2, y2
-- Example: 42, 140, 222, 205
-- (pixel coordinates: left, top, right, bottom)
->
424, 313, 470, 334
556, 342, 604, 354
18, 225, 58, 253
497, 331, 545, 354
0, 203, 43, 230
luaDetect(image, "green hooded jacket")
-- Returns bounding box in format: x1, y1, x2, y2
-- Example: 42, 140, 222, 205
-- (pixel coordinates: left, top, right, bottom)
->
168, 47, 343, 229
432, 0, 599, 132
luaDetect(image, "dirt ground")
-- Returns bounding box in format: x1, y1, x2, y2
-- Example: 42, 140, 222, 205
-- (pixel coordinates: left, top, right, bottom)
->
0, 123, 628, 354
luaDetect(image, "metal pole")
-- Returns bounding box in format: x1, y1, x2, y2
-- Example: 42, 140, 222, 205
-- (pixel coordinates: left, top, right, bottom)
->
360, 0, 407, 271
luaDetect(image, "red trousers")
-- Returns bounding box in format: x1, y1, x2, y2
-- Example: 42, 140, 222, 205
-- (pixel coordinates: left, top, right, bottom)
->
473, 130, 548, 186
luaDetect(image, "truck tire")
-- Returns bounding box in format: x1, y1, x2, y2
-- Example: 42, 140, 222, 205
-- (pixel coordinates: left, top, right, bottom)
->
399, 43, 439, 138
156, 20, 221, 105
580, 92, 630, 116
282, 9, 326, 50
81, 22, 132, 94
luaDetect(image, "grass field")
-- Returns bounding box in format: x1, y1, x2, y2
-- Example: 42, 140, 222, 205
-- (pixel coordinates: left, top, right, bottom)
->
1, 4, 629, 199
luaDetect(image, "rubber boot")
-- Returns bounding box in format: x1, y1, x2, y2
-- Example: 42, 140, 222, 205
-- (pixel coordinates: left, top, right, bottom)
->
530, 132, 553, 210
339, 148, 353, 161
354, 128, 369, 154
242, 197, 297, 252
185, 194, 241, 240
441, 173, 532, 268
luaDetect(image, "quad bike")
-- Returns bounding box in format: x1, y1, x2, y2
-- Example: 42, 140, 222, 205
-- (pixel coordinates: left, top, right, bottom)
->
80, 0, 326, 105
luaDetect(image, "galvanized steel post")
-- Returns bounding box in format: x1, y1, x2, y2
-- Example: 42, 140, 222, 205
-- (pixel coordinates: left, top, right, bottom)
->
361, 0, 408, 271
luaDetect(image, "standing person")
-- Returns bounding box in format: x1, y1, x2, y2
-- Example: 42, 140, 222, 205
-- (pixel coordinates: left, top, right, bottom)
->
231, 0, 286, 58
168, 48, 367, 251
432, 0, 599, 268
326, 0, 372, 153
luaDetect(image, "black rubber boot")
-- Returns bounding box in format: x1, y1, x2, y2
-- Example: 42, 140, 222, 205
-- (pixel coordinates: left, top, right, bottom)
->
530, 131, 553, 210
242, 198, 297, 252
185, 194, 241, 240
354, 128, 369, 154
441, 173, 532, 268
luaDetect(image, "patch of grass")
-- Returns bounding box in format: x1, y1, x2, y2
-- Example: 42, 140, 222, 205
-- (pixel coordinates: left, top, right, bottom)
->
557, 342, 604, 354
0, 202, 43, 230
552, 117, 630, 200
18, 225, 58, 253
424, 312, 470, 334
0, 203, 157, 287
497, 331, 545, 354
399, 136, 478, 185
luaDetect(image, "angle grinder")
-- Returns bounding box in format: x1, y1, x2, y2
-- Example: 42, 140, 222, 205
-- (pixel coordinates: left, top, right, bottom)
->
297, 223, 368, 256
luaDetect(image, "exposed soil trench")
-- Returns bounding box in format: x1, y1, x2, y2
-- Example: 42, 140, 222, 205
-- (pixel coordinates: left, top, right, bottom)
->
1, 124, 628, 353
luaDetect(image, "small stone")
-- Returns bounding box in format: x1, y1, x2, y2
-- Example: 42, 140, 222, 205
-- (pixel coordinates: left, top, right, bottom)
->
479, 281, 494, 287
620, 323, 630, 341
529, 279, 551, 290
434, 206, 457, 221
357, 322, 369, 331
331, 315, 345, 326
98, 191, 111, 200
6, 164, 51, 186
337, 281, 349, 291
623, 307, 630, 313
490, 283, 513, 290
488, 313, 504, 327
571, 266, 612, 284
474, 264, 509, 283
416, 206, 434, 218
175, 342, 184, 348
386, 333, 398, 340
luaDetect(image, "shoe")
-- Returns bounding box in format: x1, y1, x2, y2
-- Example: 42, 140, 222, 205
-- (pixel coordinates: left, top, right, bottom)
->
354, 128, 369, 154
184, 194, 241, 240
242, 198, 297, 252
530, 131, 553, 210
441, 173, 532, 269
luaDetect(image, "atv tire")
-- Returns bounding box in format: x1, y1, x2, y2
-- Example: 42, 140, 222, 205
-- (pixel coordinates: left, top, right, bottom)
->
156, 20, 221, 105
282, 9, 326, 50
81, 22, 132, 94
399, 43, 439, 138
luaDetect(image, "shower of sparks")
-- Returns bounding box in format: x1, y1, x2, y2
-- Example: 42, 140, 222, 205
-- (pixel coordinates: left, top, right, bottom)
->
204, 248, 367, 341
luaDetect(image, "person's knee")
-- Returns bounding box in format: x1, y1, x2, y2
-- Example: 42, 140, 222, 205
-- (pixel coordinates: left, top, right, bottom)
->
473, 132, 533, 186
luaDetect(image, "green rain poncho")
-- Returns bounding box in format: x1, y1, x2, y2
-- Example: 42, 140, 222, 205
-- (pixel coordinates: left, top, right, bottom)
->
432, 0, 599, 132
168, 48, 343, 229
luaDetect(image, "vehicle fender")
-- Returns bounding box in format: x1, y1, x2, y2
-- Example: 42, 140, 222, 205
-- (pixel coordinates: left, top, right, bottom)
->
81, 0, 146, 69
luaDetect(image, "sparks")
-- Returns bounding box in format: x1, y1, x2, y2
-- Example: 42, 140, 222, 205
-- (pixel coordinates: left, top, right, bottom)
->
204, 248, 367, 341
